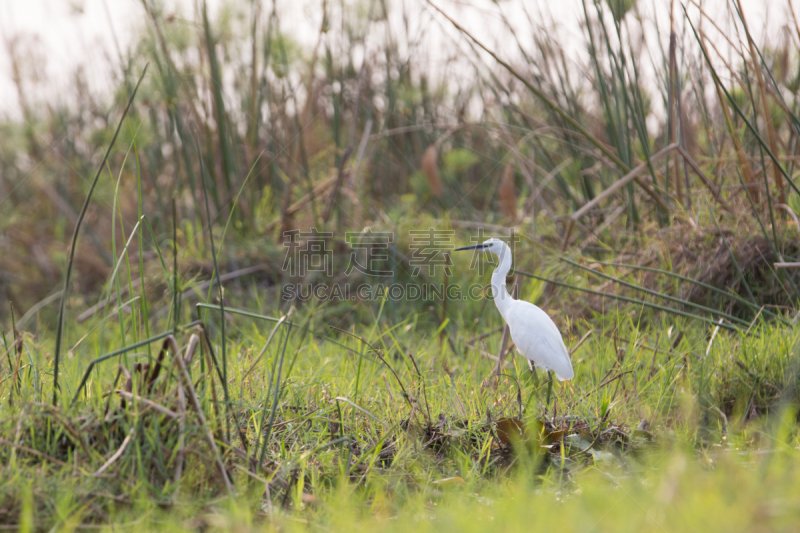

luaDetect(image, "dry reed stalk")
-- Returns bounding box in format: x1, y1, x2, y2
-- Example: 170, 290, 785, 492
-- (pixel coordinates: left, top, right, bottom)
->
247, 0, 261, 148
9, 328, 23, 400
733, 0, 786, 206
323, 143, 354, 223
578, 201, 626, 251
697, 30, 759, 203
421, 124, 465, 200
167, 335, 234, 494
463, 343, 511, 367
668, 2, 684, 206
174, 334, 199, 488
114, 391, 180, 419
94, 426, 135, 476
499, 161, 518, 220
266, 174, 338, 232
0, 437, 72, 468
422, 145, 443, 198
562, 143, 680, 249
498, 126, 539, 214
676, 146, 732, 212
493, 326, 511, 378
174, 382, 186, 484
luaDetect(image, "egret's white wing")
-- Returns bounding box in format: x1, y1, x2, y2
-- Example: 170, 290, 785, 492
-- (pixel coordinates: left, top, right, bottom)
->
505, 300, 574, 380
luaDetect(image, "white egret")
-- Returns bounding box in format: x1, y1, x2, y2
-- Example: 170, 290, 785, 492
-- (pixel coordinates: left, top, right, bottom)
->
455, 238, 574, 381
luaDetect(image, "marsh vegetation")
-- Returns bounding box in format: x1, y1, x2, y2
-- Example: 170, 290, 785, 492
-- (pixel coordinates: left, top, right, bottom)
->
2, 0, 800, 530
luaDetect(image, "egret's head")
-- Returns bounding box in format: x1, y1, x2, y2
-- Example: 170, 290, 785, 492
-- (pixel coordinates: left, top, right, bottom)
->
455, 237, 508, 257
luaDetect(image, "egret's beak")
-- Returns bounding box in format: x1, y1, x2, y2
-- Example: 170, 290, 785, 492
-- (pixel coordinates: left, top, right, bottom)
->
455, 243, 488, 251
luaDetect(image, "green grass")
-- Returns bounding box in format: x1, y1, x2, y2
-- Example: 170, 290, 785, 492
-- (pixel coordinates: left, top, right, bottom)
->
2, 260, 800, 529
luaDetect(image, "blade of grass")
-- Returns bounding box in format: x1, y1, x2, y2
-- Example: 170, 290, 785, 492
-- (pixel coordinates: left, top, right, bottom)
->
561, 257, 751, 327
202, 0, 237, 199
257, 317, 293, 470
131, 130, 153, 357
595, 261, 791, 325
196, 303, 366, 357
242, 314, 288, 382
105, 143, 136, 354
509, 267, 742, 332
197, 133, 230, 444
70, 319, 201, 406
52, 64, 148, 406
172, 197, 180, 333
731, 0, 786, 205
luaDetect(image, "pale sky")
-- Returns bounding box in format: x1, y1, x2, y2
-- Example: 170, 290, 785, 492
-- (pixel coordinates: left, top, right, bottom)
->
0, 0, 792, 122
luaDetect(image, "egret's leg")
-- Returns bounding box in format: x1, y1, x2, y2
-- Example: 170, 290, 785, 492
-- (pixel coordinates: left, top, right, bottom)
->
528, 359, 539, 385
545, 370, 554, 411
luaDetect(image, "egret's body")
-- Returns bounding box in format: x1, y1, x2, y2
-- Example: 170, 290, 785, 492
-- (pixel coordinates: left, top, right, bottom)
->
456, 238, 574, 381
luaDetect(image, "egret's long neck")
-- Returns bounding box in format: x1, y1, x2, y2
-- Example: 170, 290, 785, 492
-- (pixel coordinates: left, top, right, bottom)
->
491, 244, 514, 318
